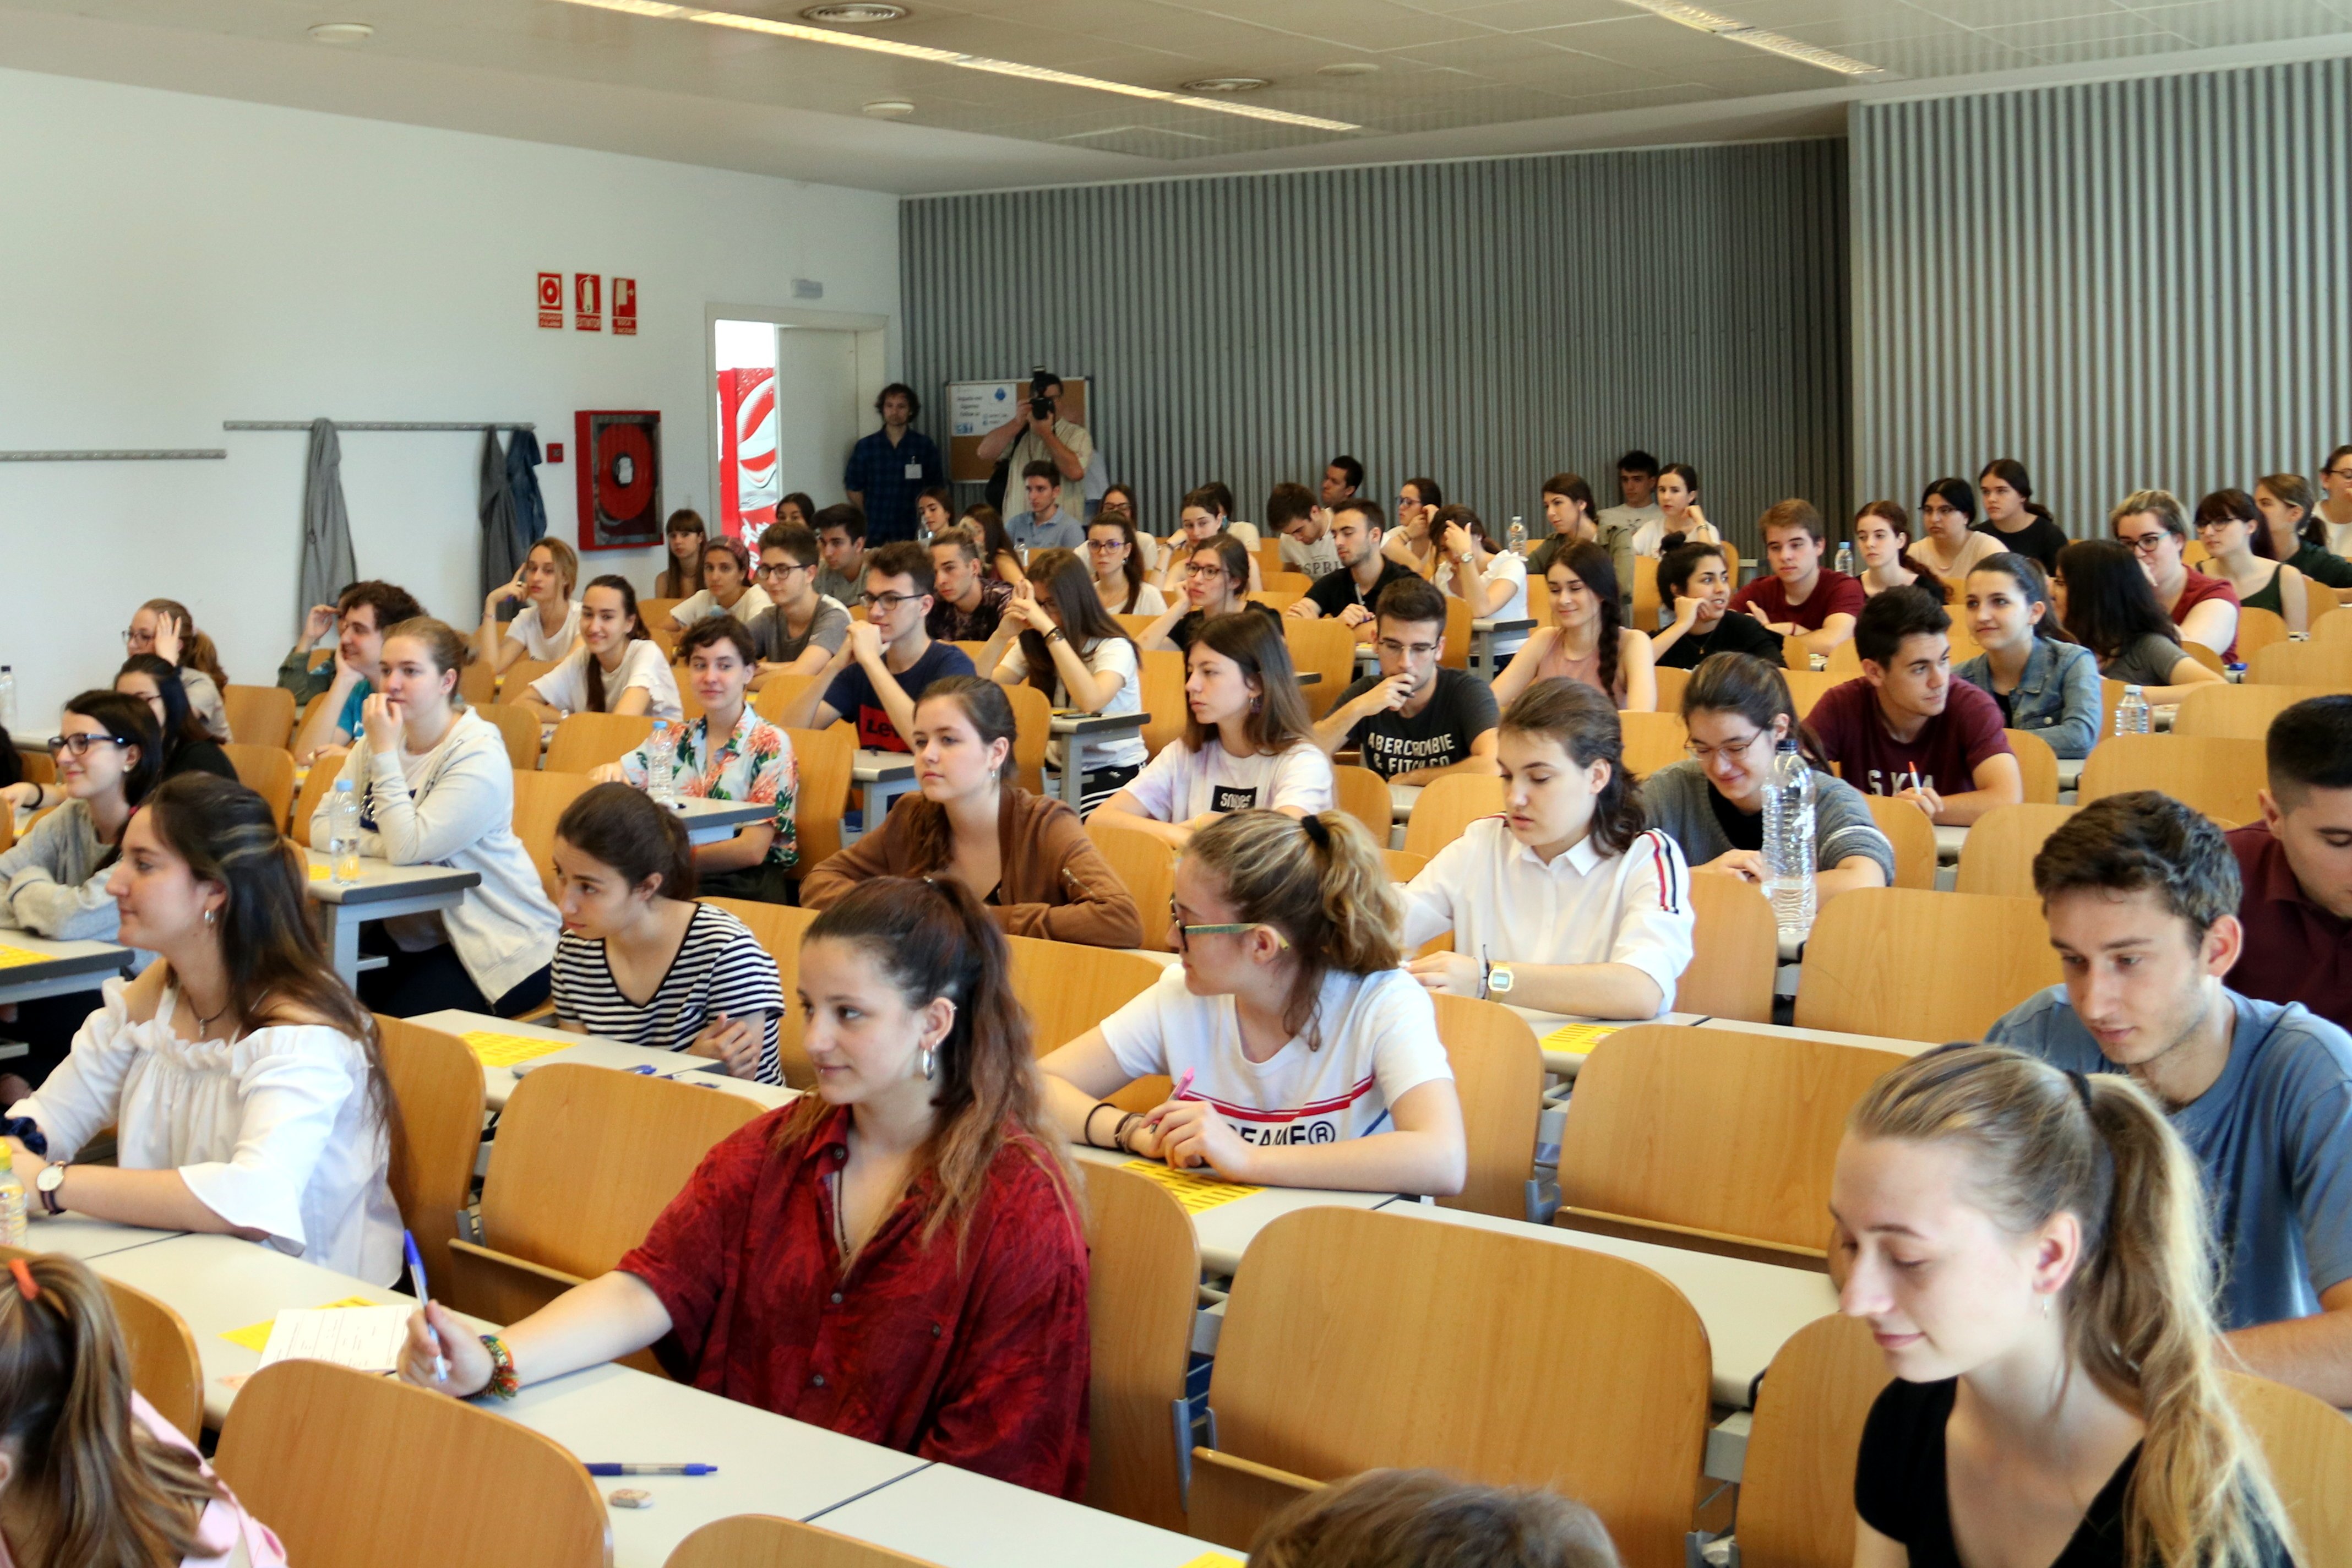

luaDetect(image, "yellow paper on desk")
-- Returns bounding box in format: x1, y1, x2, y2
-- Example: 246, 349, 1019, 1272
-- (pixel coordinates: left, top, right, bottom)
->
1180, 1555, 1246, 1568
0, 946, 48, 970
307, 862, 329, 881
1539, 1021, 1621, 1056
1122, 1159, 1262, 1212
462, 1030, 572, 1068
221, 1296, 382, 1352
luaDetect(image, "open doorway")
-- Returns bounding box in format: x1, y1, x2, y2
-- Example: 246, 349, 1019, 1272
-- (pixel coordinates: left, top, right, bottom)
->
709, 306, 888, 548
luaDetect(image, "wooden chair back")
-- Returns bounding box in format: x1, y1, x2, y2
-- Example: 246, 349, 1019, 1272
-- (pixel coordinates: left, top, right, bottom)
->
751, 674, 818, 727
2172, 682, 2337, 741
2185, 639, 2228, 675
1631, 555, 1660, 629
217, 1359, 611, 1568
223, 743, 295, 829
1783, 669, 1842, 718
510, 770, 595, 902
1954, 803, 2079, 897
374, 1015, 487, 1299
1783, 634, 1816, 673
1254, 537, 1287, 585
950, 639, 994, 671
1001, 680, 1051, 796
1283, 618, 1357, 720
1263, 570, 1312, 596
703, 899, 819, 1086
1652, 663, 1688, 712
1139, 649, 1186, 755
639, 597, 684, 629
1085, 818, 1178, 952
14, 748, 53, 786
0, 1246, 204, 1439
1428, 993, 1543, 1220
671, 663, 703, 724
1246, 589, 1304, 615
2226, 1371, 2352, 1568
1113, 613, 1157, 639
474, 701, 543, 772
1556, 1026, 1907, 1267
221, 683, 296, 750
1383, 848, 1427, 883
1402, 773, 1503, 860
1193, 1207, 1709, 1568
2003, 728, 2059, 804
1440, 596, 1472, 668
0, 813, 10, 856
1619, 710, 1688, 780
446, 1064, 764, 1332
1080, 1163, 1201, 1531
545, 712, 655, 776
2236, 605, 2291, 662
498, 657, 559, 703
1682, 869, 1778, 1024
663, 1517, 939, 1567
782, 723, 854, 872
290, 756, 339, 845
1795, 888, 2062, 1043
458, 654, 498, 707
1736, 1314, 1892, 1568
1863, 794, 1937, 890
1008, 935, 1164, 1055
2079, 733, 2265, 827
2248, 638, 2352, 685
1330, 763, 1393, 840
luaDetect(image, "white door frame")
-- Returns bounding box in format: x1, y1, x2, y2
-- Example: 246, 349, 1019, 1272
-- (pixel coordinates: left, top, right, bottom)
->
703, 302, 890, 536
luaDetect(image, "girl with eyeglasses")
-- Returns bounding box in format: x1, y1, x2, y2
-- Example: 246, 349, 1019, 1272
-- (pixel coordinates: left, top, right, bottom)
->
1907, 480, 2002, 591
666, 535, 772, 632
2317, 447, 2352, 556
475, 536, 582, 676
114, 655, 237, 786
2194, 488, 2311, 636
2110, 490, 2239, 659
1085, 514, 1165, 616
1155, 487, 1261, 596
1637, 652, 1893, 904
2252, 471, 2352, 591
1138, 534, 1279, 655
1041, 809, 1466, 1196
121, 599, 232, 744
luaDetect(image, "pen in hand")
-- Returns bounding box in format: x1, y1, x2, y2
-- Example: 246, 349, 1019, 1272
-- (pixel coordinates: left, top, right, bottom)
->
403, 1230, 447, 1382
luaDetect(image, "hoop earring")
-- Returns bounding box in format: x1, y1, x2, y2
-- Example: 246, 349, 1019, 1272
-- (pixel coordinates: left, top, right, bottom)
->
919, 1044, 936, 1081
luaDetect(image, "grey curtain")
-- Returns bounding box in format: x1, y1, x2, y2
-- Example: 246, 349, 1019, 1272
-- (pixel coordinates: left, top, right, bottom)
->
478, 427, 525, 601
297, 418, 356, 635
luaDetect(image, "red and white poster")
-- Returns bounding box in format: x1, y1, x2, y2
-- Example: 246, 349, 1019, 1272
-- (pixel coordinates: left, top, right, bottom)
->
717, 366, 780, 545
612, 277, 637, 337
537, 272, 563, 329
574, 273, 602, 333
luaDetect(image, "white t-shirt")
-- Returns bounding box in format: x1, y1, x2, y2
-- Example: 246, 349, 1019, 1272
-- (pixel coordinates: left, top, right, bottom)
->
670, 585, 773, 628
997, 635, 1148, 774
1099, 964, 1453, 1149
529, 638, 683, 722
1437, 548, 1531, 655
503, 599, 582, 661
1123, 737, 1333, 821
1108, 580, 1168, 617
1631, 514, 1719, 558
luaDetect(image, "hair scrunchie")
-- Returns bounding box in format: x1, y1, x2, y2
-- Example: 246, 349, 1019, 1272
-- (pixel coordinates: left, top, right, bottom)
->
1298, 812, 1331, 850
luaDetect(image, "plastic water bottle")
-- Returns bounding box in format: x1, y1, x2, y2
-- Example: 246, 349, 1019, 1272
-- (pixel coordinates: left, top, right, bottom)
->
328, 778, 362, 885
1762, 737, 1818, 946
2115, 684, 2151, 737
1506, 515, 1527, 553
645, 721, 677, 807
1834, 541, 1855, 577
0, 665, 14, 733
0, 1145, 29, 1248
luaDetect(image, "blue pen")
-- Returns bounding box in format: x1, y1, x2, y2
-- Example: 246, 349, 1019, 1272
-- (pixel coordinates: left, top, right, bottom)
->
584, 1463, 719, 1477
402, 1231, 447, 1382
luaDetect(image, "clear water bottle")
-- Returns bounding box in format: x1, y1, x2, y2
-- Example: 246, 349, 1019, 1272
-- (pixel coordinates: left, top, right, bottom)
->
0, 665, 14, 733
645, 720, 677, 807
2115, 684, 2151, 736
1506, 515, 1527, 553
328, 778, 362, 885
1834, 541, 1855, 577
1762, 737, 1818, 946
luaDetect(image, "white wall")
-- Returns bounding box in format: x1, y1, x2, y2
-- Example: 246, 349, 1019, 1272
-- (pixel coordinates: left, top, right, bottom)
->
0, 67, 900, 725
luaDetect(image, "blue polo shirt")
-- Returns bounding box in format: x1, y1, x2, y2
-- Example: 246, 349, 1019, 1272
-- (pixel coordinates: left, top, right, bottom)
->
1988, 986, 2352, 1329
1004, 508, 1086, 552
842, 427, 945, 546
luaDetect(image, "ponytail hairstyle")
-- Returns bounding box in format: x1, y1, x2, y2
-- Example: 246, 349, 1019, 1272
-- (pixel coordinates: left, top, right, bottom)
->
1499, 679, 1648, 856
2194, 488, 2272, 560
1545, 542, 1627, 703
138, 598, 228, 690
379, 617, 473, 711
556, 782, 696, 901
1979, 459, 2058, 529
1850, 1044, 2296, 1568
1967, 551, 2073, 645
1185, 809, 1400, 1047
2253, 473, 2321, 552
1189, 533, 1256, 617
785, 876, 1077, 1250
116, 653, 206, 759
1020, 548, 1133, 700
0, 1253, 233, 1565
901, 676, 1017, 875
581, 575, 650, 715
1681, 652, 1829, 772
1920, 476, 1980, 527
1856, 499, 1950, 601
1184, 609, 1314, 758
2056, 539, 2182, 661
64, 689, 162, 814
1432, 503, 1495, 554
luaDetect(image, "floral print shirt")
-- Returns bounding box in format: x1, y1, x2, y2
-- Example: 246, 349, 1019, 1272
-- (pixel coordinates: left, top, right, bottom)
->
620, 704, 799, 868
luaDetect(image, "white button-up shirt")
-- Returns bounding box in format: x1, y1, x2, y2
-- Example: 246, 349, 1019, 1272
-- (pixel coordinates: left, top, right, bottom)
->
1400, 817, 1695, 1017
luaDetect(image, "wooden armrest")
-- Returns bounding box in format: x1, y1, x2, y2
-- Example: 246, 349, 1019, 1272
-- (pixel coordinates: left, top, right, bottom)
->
1554, 1207, 1829, 1272
509, 999, 558, 1025
1191, 1449, 1321, 1494
1188, 1447, 1324, 1552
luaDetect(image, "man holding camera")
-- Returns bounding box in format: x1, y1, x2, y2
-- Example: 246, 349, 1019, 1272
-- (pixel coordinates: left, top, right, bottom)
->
976, 370, 1092, 525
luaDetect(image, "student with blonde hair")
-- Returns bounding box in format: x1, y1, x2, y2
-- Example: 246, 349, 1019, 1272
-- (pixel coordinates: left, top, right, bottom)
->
1838, 1042, 2297, 1568
1041, 808, 1465, 1196
122, 598, 231, 744
475, 535, 582, 674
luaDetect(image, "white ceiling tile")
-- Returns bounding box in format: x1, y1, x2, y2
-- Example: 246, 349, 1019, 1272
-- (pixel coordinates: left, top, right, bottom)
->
1139, 0, 1495, 51
1899, 0, 2127, 25
1822, 27, 2033, 73
2131, 0, 2352, 46
1425, 0, 1642, 29
1528, 12, 1782, 65
1978, 9, 2169, 45
1385, 32, 1686, 88
2021, 28, 2204, 61
1672, 50, 1869, 90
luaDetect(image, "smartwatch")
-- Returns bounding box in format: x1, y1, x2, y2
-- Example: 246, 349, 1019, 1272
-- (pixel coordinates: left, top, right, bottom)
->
35, 1161, 68, 1216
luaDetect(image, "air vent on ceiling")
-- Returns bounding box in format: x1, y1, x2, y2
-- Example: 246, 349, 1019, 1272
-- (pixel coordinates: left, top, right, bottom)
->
308, 22, 373, 43
799, 3, 908, 23
1179, 76, 1269, 93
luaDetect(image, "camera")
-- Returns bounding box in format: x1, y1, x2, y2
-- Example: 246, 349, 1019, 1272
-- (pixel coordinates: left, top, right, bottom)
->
1028, 363, 1055, 421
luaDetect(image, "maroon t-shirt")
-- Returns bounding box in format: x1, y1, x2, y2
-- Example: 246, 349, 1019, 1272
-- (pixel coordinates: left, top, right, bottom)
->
620, 1103, 1091, 1498
1806, 676, 2015, 799
2227, 824, 2352, 1032
2170, 569, 2241, 661
1728, 568, 1866, 631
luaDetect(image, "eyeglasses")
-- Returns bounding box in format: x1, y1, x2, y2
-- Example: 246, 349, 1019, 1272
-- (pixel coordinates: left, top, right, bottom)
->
48, 733, 132, 757
759, 560, 809, 579
867, 591, 924, 613
1184, 563, 1227, 579
1086, 539, 1125, 553
1686, 729, 1771, 765
119, 628, 150, 646
1168, 897, 1288, 953
2117, 531, 2171, 556
1375, 637, 1441, 660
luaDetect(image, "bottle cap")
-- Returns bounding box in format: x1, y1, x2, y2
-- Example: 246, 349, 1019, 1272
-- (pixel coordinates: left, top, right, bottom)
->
335, 777, 353, 791
0, 1145, 14, 1172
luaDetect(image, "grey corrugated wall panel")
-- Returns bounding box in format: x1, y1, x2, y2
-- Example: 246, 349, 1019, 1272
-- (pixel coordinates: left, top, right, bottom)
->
1854, 59, 2352, 539
902, 141, 1850, 556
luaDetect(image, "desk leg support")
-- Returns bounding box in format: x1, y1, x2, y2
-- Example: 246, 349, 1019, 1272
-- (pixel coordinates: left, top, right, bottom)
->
329, 910, 362, 990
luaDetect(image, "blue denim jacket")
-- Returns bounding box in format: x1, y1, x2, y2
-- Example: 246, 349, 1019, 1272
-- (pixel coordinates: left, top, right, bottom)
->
1954, 636, 2101, 758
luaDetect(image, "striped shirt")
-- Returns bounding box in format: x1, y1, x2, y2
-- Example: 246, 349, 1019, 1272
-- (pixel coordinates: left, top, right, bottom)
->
550, 903, 786, 1084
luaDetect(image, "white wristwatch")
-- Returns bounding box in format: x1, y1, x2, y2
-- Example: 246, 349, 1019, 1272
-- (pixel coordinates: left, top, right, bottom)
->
1487, 962, 1515, 998
35, 1161, 68, 1216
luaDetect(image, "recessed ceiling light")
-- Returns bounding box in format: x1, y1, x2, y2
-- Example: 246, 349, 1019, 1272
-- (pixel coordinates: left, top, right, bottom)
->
1618, 0, 1891, 77
1179, 76, 1268, 94
307, 21, 374, 43
1315, 62, 1380, 77
547, 0, 1360, 131
800, 3, 907, 22
862, 99, 916, 118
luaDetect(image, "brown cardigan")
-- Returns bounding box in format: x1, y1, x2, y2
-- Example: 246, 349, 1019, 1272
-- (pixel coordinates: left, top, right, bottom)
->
799, 786, 1144, 949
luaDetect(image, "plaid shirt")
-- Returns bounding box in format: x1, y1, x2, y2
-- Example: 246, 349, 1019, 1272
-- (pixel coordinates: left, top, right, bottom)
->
842, 426, 945, 546
620, 705, 799, 868
927, 576, 1012, 643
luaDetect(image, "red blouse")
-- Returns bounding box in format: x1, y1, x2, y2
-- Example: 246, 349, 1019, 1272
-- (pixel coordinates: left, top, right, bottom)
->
618, 1103, 1091, 1498
2170, 568, 2241, 661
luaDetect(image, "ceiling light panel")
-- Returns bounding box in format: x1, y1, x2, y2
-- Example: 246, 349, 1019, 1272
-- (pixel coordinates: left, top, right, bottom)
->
1615, 0, 1892, 75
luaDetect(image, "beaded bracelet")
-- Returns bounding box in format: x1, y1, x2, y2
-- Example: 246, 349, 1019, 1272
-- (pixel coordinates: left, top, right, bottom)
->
478, 1333, 519, 1400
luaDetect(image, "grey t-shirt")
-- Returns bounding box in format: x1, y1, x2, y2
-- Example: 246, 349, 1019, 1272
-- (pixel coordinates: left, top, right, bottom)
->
1335, 666, 1499, 781
813, 564, 864, 608
1989, 987, 2352, 1330
1280, 531, 1342, 579
2100, 633, 2189, 688
749, 595, 851, 665
1637, 759, 1896, 884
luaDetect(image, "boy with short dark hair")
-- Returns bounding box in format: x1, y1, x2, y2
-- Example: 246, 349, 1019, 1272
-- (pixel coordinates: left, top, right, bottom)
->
748, 522, 851, 684
773, 540, 974, 752
812, 504, 868, 608
1314, 578, 1499, 785
1725, 499, 1863, 657
2227, 695, 2352, 1029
